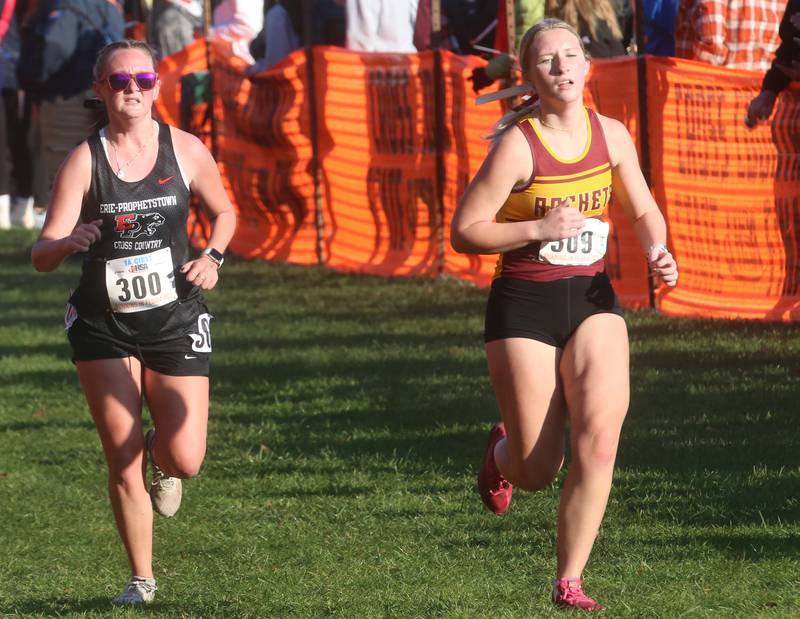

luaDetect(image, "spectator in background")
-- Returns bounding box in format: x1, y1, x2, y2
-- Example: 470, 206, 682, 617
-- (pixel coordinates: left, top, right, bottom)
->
675, 0, 785, 71
212, 0, 263, 63
125, 0, 148, 22
345, 0, 418, 52
545, 0, 633, 58
249, 0, 345, 74
497, 0, 545, 53
249, 0, 300, 73
14, 0, 49, 228
469, 0, 544, 92
123, 0, 148, 39
213, 0, 263, 42
313, 0, 345, 48
443, 0, 498, 54
2, 2, 36, 228
642, 0, 679, 55
0, 0, 12, 39
412, 0, 453, 51
0, 0, 15, 229
148, 0, 202, 58
414, 0, 500, 54
17, 0, 124, 221
746, 0, 799, 125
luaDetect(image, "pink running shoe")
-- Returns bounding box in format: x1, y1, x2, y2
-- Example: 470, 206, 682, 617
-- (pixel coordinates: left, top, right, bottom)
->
552, 578, 604, 612
477, 422, 513, 514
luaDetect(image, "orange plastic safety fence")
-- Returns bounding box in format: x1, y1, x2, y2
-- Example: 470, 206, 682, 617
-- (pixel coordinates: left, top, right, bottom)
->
647, 56, 800, 320
155, 38, 208, 128
584, 58, 652, 310
440, 53, 507, 288
311, 47, 439, 275
214, 45, 318, 265
155, 46, 800, 321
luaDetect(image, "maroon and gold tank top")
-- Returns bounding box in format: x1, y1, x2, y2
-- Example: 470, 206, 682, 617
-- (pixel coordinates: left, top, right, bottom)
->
494, 108, 613, 282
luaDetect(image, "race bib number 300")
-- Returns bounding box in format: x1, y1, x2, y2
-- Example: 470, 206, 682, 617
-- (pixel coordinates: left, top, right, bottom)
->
105, 247, 178, 313
539, 217, 609, 266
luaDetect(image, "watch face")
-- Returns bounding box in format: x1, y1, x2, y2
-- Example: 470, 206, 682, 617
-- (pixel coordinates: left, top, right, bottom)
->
205, 248, 224, 264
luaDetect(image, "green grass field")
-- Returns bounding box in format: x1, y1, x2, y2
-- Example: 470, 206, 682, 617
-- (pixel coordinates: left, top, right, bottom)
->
1, 229, 799, 618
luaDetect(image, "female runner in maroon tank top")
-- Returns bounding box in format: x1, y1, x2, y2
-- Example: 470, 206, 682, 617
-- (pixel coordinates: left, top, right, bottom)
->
32, 40, 236, 606
451, 19, 678, 612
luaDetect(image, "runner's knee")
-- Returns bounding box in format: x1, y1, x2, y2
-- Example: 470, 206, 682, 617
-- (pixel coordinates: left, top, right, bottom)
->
573, 426, 620, 470
107, 460, 145, 489
158, 445, 206, 478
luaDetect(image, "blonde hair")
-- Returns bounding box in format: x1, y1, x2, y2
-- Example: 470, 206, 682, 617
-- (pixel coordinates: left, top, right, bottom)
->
490, 18, 586, 138
545, 0, 623, 42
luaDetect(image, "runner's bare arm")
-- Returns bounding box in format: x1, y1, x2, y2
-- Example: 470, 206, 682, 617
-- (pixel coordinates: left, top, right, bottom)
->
171, 128, 237, 289
31, 143, 100, 272
604, 118, 668, 248
603, 117, 677, 286
451, 126, 584, 254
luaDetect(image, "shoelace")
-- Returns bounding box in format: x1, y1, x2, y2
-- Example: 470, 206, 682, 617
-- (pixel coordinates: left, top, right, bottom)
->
146, 430, 175, 488
488, 477, 511, 496
554, 581, 601, 610
119, 579, 157, 601
151, 469, 177, 489
129, 581, 156, 595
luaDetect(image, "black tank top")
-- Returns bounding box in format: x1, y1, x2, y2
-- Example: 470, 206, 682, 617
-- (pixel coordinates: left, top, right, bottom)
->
70, 121, 202, 341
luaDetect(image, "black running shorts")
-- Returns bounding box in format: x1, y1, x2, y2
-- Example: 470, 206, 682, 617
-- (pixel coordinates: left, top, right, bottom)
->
484, 273, 623, 348
67, 315, 211, 377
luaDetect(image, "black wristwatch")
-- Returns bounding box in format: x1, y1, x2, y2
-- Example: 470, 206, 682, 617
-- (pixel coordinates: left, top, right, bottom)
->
202, 247, 225, 268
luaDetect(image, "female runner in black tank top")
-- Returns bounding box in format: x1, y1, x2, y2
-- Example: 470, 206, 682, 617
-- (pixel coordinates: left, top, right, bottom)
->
73, 118, 198, 340
32, 40, 236, 607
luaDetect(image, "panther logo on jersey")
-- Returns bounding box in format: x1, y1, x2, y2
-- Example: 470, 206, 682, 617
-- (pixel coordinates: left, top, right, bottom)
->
115, 213, 166, 239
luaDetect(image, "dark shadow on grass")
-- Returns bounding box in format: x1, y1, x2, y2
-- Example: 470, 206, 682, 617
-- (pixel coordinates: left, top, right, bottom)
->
0, 271, 80, 330
212, 354, 491, 473
215, 302, 485, 332
0, 597, 112, 615
1, 235, 82, 328
612, 530, 800, 562
236, 484, 373, 499
6, 229, 800, 546
0, 418, 94, 433
0, 342, 71, 358
210, 304, 800, 537
629, 311, 800, 339
218, 332, 483, 354
0, 597, 214, 616
693, 531, 800, 560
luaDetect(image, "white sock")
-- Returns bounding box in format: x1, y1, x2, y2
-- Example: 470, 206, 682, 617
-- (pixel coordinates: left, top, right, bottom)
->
131, 575, 156, 584
11, 196, 34, 229
0, 194, 9, 230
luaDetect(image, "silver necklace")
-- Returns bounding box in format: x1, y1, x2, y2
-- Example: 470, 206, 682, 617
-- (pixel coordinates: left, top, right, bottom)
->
109, 125, 156, 179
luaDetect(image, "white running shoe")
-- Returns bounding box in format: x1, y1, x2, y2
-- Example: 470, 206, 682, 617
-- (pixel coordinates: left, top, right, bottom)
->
111, 576, 157, 606
145, 428, 182, 517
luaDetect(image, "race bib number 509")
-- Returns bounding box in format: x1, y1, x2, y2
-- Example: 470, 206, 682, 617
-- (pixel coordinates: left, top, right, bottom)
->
105, 247, 178, 313
539, 217, 609, 266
